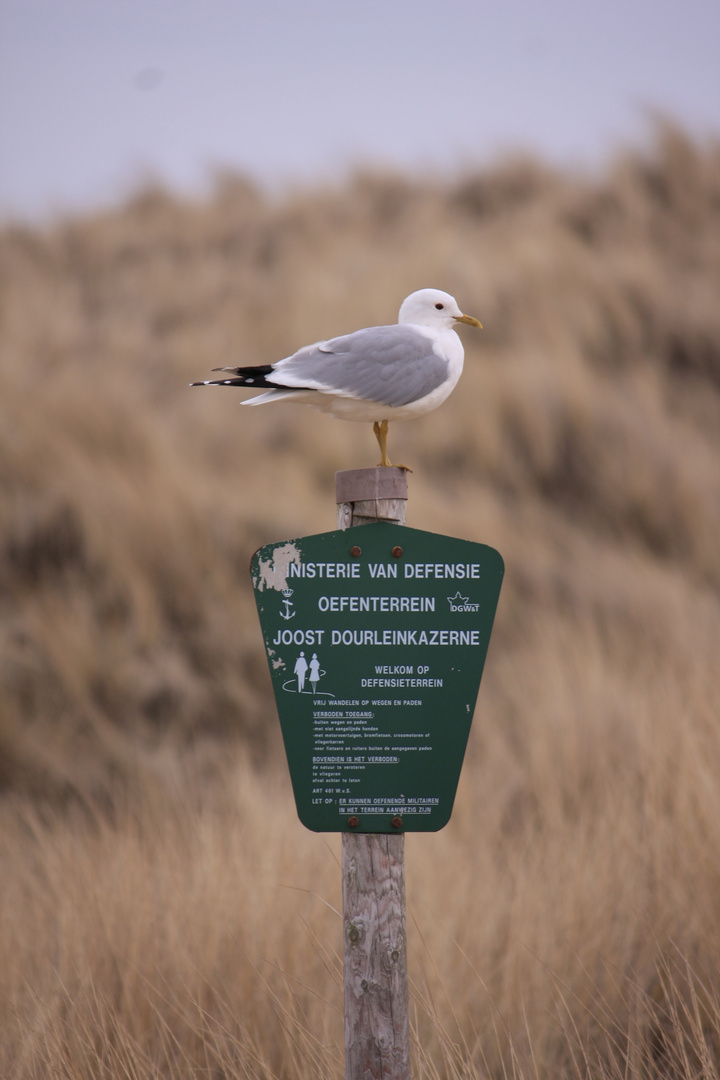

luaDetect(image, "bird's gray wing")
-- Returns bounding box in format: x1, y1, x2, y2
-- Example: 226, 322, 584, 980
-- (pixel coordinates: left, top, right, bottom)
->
270, 325, 449, 407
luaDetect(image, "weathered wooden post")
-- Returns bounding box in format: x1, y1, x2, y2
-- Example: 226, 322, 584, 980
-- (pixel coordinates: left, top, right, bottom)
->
250, 465, 503, 1080
336, 467, 409, 1080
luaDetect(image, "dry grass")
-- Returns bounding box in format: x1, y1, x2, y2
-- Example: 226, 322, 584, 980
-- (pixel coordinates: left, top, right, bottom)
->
1, 119, 720, 1076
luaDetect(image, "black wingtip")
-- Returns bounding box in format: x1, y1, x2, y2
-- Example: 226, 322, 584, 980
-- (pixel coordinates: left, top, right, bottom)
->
190, 364, 278, 389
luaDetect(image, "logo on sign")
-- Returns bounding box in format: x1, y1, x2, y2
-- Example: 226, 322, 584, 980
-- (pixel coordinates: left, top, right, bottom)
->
280, 588, 296, 621
447, 591, 480, 613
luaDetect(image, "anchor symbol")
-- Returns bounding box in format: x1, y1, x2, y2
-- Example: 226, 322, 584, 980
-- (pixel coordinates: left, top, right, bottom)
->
280, 588, 296, 621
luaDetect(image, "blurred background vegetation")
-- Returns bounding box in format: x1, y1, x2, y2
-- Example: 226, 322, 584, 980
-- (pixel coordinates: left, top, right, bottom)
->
1, 121, 720, 1078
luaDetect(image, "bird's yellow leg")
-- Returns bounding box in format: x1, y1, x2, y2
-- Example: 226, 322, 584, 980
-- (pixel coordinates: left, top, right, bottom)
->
373, 420, 412, 471
373, 420, 391, 467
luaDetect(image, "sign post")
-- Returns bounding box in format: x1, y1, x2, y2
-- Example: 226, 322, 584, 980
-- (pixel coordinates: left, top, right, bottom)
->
250, 467, 503, 1079
337, 468, 411, 1080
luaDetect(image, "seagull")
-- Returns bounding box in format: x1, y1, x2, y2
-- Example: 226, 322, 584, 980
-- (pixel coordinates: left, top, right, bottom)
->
191, 288, 481, 467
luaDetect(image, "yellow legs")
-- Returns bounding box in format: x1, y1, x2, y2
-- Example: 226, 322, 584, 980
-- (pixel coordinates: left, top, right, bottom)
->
373, 420, 411, 471
373, 420, 391, 467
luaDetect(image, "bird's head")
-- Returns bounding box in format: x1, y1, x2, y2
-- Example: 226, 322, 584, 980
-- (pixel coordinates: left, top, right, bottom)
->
398, 288, 482, 331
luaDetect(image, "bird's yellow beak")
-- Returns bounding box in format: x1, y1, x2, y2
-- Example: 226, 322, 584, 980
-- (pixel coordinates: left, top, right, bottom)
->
454, 313, 483, 328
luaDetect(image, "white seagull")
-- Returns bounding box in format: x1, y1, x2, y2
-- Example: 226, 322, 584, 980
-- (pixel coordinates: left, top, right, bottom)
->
191, 288, 481, 467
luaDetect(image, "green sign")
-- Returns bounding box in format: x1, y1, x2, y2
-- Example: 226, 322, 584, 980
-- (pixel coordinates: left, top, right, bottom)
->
251, 522, 503, 833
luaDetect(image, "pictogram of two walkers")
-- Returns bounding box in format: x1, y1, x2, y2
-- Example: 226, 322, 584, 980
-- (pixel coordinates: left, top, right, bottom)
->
294, 651, 324, 693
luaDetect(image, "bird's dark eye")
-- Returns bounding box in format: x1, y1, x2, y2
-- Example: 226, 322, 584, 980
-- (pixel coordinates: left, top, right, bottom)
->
435, 303, 444, 310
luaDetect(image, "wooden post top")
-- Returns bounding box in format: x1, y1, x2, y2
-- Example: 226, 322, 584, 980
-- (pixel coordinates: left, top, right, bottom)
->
335, 467, 408, 505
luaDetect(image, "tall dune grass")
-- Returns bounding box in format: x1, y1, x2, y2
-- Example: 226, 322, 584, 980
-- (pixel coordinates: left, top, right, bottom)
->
1, 120, 720, 1076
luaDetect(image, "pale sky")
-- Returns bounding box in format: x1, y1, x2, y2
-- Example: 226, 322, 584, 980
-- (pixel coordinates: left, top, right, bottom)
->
1, 0, 719, 219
